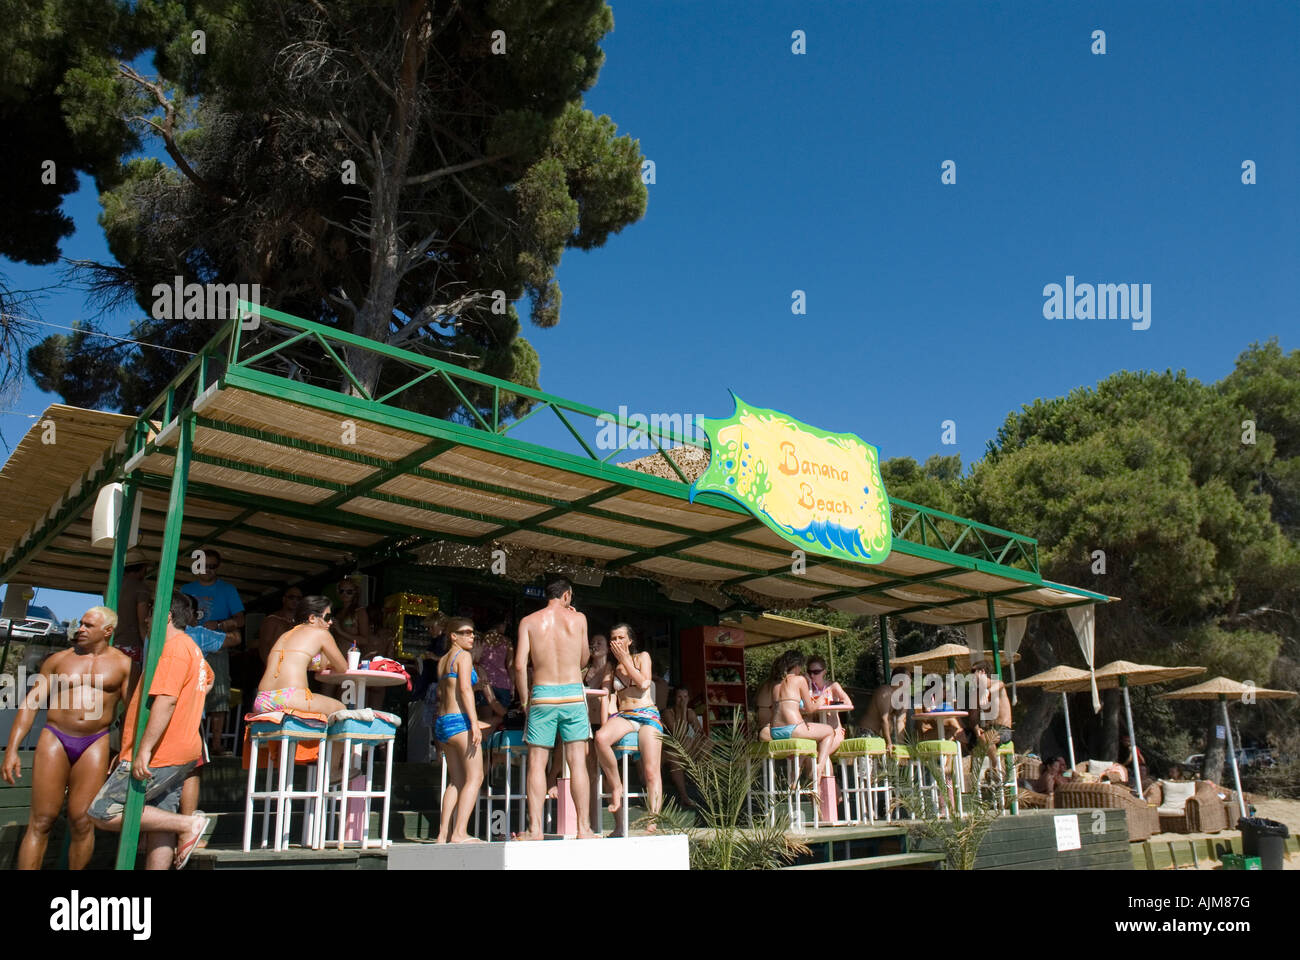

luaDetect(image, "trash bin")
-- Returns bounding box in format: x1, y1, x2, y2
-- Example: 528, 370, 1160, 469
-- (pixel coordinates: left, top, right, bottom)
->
1238, 817, 1290, 871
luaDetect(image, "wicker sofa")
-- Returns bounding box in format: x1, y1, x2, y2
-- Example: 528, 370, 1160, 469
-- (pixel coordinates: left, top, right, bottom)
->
1052, 779, 1160, 842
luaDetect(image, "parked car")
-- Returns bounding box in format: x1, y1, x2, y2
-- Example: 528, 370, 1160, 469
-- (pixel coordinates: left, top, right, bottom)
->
0, 604, 67, 641
1184, 753, 1204, 773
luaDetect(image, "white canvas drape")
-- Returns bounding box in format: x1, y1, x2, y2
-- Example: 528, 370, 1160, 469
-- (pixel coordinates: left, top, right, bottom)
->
1004, 616, 1027, 704
963, 622, 985, 663
1067, 605, 1101, 712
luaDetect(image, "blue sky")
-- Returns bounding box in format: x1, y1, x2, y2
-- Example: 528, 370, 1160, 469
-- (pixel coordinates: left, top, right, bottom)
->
3, 0, 1297, 619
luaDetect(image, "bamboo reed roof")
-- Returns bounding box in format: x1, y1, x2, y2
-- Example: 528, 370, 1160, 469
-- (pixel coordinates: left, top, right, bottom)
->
0, 383, 1115, 624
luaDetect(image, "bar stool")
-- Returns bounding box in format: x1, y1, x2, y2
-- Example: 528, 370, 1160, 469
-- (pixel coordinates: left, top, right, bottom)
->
242, 711, 328, 852
322, 709, 400, 850
484, 729, 529, 840
887, 743, 920, 819
596, 731, 648, 836
760, 739, 820, 831
830, 737, 873, 824
998, 742, 1018, 814
845, 737, 891, 823
915, 739, 964, 819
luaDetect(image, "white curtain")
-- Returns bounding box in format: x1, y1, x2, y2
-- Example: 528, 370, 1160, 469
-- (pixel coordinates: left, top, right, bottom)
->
1004, 616, 1027, 704
963, 622, 984, 663
1068, 605, 1101, 713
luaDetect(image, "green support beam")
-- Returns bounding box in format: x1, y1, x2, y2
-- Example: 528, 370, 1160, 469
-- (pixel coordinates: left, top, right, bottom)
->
117, 416, 193, 870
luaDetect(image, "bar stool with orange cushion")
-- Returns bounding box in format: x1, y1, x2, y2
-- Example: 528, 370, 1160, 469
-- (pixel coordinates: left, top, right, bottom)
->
242, 708, 329, 851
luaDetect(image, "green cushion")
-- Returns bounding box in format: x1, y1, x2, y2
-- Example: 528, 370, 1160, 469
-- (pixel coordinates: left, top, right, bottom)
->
890, 745, 912, 760
832, 737, 872, 759
997, 741, 1015, 755
915, 739, 959, 756
764, 739, 817, 758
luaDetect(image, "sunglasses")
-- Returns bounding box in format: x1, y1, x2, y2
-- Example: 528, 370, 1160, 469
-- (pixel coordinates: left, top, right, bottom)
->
321, 613, 334, 623
453, 628, 475, 635
809, 668, 825, 675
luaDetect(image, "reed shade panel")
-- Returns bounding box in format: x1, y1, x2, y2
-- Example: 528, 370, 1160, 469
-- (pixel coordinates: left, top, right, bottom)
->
716, 611, 847, 649
0, 405, 137, 556
2, 387, 1113, 629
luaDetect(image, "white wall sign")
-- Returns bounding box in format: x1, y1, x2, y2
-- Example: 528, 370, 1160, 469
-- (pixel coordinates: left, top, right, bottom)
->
1054, 814, 1082, 852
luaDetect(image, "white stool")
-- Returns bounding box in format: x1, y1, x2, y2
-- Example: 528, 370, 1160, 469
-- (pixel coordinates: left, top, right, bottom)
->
831, 738, 879, 824
886, 744, 922, 820
322, 710, 400, 850
758, 739, 820, 831
242, 712, 328, 852
596, 731, 648, 835
484, 729, 529, 840
916, 739, 964, 819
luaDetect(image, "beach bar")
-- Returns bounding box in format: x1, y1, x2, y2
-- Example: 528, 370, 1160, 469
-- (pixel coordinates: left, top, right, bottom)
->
0, 304, 1116, 868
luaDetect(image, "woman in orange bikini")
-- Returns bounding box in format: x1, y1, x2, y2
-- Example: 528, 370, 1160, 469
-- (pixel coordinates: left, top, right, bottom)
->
255, 596, 349, 717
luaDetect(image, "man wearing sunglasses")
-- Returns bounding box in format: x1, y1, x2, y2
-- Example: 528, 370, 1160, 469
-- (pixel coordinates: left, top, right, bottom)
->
181, 548, 244, 756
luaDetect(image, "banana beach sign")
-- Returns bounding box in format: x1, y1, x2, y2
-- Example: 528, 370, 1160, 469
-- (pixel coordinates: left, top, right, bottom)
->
689, 395, 892, 564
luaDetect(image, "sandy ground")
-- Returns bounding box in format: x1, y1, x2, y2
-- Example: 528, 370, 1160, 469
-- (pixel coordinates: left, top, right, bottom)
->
1148, 796, 1299, 869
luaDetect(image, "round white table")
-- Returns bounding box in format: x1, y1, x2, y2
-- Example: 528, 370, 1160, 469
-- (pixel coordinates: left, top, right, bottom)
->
316, 668, 408, 707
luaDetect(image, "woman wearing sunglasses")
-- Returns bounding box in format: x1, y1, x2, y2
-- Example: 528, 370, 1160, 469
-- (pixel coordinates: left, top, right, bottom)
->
435, 618, 484, 843
253, 595, 349, 718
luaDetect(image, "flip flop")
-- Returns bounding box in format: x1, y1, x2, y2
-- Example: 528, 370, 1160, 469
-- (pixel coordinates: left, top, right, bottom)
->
174, 813, 212, 870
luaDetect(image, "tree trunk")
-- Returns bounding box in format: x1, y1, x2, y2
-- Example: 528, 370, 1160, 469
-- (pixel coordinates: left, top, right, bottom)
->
1011, 640, 1059, 754
1099, 689, 1121, 761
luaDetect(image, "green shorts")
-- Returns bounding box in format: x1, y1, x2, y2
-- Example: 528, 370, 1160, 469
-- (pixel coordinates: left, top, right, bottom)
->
525, 684, 591, 746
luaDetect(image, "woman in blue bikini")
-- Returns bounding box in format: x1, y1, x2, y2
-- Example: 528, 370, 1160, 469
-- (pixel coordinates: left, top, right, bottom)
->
435, 617, 484, 843
769, 652, 838, 779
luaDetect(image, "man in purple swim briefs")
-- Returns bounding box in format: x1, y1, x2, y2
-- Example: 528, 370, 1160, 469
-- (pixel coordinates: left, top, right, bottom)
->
2, 607, 132, 869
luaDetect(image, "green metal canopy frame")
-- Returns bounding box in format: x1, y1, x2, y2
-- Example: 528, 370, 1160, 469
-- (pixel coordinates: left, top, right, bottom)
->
0, 303, 1116, 868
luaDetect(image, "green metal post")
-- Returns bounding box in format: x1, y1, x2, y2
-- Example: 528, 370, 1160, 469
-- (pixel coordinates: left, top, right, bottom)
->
825, 630, 835, 683
115, 415, 193, 870
104, 480, 138, 612
878, 615, 890, 683
987, 598, 1003, 680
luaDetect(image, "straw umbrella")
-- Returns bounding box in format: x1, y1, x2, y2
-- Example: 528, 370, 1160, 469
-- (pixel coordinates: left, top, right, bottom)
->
1015, 665, 1091, 770
1051, 661, 1206, 794
1157, 677, 1298, 820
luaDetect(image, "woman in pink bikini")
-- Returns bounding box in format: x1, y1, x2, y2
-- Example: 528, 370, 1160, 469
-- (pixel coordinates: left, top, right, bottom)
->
254, 596, 349, 717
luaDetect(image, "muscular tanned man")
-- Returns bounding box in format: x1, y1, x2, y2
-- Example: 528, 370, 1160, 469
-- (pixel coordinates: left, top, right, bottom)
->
2, 607, 131, 869
514, 577, 595, 841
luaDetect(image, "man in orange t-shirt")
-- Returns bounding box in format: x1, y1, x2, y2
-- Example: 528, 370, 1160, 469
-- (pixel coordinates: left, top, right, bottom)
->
90, 592, 212, 869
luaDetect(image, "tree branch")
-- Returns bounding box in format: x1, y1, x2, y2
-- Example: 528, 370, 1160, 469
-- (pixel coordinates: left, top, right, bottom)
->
118, 64, 234, 204
405, 153, 510, 186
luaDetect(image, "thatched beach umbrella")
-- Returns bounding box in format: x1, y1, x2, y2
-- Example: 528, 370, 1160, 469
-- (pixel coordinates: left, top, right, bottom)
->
1016, 665, 1092, 770
891, 643, 1021, 710
1158, 676, 1298, 820
1051, 660, 1206, 794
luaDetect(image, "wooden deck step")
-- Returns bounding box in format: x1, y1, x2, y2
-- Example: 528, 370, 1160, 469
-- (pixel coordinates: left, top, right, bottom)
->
782, 851, 946, 871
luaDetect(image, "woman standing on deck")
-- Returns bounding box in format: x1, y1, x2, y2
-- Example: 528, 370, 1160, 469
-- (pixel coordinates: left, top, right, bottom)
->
434, 617, 483, 844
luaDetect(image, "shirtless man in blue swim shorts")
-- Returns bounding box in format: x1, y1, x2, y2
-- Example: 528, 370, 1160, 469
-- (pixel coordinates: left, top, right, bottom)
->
514, 577, 595, 840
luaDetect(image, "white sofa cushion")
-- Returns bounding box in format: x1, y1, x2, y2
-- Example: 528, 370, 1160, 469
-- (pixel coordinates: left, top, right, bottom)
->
1157, 779, 1197, 815
1086, 759, 1113, 777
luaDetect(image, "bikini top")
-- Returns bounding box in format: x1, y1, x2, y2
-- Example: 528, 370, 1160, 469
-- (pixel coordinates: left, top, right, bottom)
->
444, 652, 478, 685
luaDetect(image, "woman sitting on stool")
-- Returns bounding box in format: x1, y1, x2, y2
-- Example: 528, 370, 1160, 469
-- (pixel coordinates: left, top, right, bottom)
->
770, 652, 841, 778
594, 624, 663, 835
